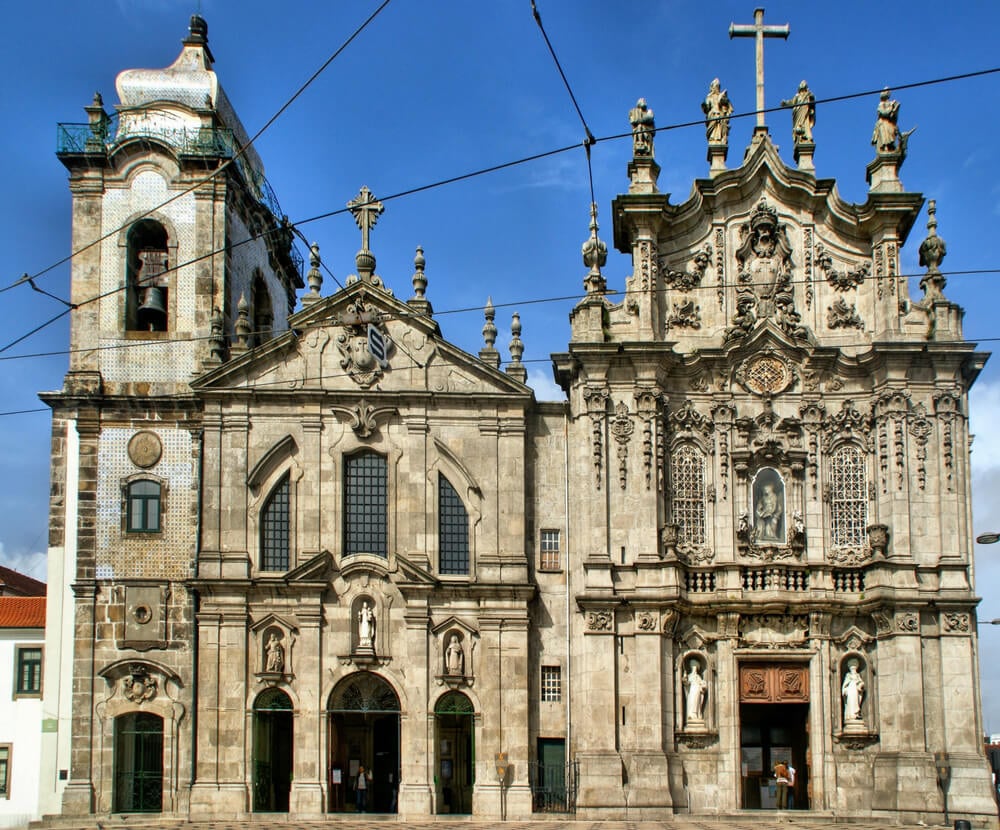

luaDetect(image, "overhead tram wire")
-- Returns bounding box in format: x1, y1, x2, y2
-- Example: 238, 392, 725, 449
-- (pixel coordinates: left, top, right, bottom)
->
4, 65, 1000, 354
0, 0, 395, 296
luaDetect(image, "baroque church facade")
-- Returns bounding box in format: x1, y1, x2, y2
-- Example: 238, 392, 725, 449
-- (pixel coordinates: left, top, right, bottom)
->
40, 14, 999, 825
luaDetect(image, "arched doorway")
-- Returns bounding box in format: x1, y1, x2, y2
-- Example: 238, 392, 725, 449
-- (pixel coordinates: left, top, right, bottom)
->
253, 688, 293, 812
435, 691, 475, 814
327, 673, 400, 813
114, 712, 163, 812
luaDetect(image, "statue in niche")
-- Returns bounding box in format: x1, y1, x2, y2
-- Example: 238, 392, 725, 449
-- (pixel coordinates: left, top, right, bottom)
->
752, 467, 785, 543
842, 658, 866, 722
702, 78, 733, 145
445, 634, 465, 676
683, 658, 708, 724
735, 200, 794, 320
871, 88, 900, 153
781, 80, 815, 144
629, 98, 655, 158
265, 632, 285, 673
357, 601, 376, 651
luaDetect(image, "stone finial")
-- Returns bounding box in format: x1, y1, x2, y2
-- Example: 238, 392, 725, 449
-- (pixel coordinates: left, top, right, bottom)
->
234, 293, 251, 351
479, 297, 500, 368
302, 241, 323, 303
582, 202, 608, 294
918, 200, 948, 300
85, 92, 110, 150
209, 306, 226, 363
629, 98, 655, 159
506, 312, 527, 383
183, 14, 214, 63
407, 245, 434, 316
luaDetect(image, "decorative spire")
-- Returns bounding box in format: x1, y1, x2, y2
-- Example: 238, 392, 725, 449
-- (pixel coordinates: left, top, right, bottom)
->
234, 293, 251, 351
506, 312, 527, 383
919, 199, 948, 300
302, 241, 323, 303
407, 245, 433, 316
479, 297, 500, 368
183, 14, 214, 63
209, 307, 226, 363
347, 186, 384, 283
582, 203, 608, 294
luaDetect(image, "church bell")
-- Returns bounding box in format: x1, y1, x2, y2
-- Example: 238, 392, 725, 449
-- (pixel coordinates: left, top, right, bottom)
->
137, 285, 167, 330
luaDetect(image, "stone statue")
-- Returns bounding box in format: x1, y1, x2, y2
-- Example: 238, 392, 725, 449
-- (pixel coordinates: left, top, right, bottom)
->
683, 658, 708, 723
629, 98, 656, 158
754, 482, 784, 542
871, 88, 900, 153
265, 632, 284, 673
445, 634, 465, 676
358, 601, 376, 651
842, 658, 866, 722
702, 79, 733, 145
781, 80, 815, 144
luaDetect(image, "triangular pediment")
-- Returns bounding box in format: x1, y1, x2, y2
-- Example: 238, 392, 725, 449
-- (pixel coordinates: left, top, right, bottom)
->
286, 550, 336, 583
393, 552, 438, 587
249, 612, 299, 635
430, 615, 479, 637
192, 281, 531, 399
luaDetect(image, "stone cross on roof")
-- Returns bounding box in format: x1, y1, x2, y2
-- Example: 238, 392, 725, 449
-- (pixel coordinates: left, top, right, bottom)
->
348, 186, 384, 253
729, 7, 789, 130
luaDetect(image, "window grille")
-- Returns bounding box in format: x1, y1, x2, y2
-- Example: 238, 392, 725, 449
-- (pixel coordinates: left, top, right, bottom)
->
541, 666, 562, 702
831, 446, 868, 547
438, 475, 469, 574
126, 480, 161, 533
671, 445, 707, 545
344, 452, 387, 556
261, 475, 290, 571
15, 647, 42, 695
540, 529, 561, 571
0, 745, 9, 797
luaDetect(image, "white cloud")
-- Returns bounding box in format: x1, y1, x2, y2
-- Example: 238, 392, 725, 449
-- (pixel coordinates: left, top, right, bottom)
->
526, 367, 565, 402
0, 542, 48, 582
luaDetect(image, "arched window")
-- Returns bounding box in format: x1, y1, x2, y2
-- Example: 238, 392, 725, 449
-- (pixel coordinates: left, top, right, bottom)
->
831, 445, 868, 547
126, 220, 170, 332
438, 474, 469, 575
344, 451, 387, 557
671, 445, 707, 546
251, 273, 273, 347
260, 474, 290, 571
127, 480, 161, 533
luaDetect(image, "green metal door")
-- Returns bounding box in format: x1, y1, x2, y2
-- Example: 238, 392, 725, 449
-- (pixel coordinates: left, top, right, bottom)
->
114, 712, 163, 812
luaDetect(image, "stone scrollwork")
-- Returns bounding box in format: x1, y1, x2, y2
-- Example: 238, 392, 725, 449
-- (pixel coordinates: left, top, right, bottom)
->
665, 299, 702, 331
827, 297, 864, 330
583, 386, 609, 490
336, 295, 393, 388
895, 612, 919, 633
738, 614, 809, 649
610, 401, 634, 490
585, 609, 614, 632
661, 244, 712, 292
943, 612, 970, 633
122, 664, 158, 702
816, 242, 869, 291
636, 611, 658, 632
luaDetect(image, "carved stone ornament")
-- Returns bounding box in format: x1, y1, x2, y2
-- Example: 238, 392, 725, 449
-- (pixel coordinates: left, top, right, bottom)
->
122, 664, 158, 702
816, 242, 869, 291
610, 401, 634, 490
665, 299, 702, 331
668, 400, 713, 437
834, 732, 880, 750
336, 295, 392, 388
636, 611, 658, 632
943, 612, 970, 633
128, 431, 163, 469
738, 614, 810, 649
827, 297, 864, 330
585, 609, 614, 631
660, 244, 712, 292
895, 612, 919, 633
826, 545, 873, 567
676, 731, 719, 749
735, 353, 794, 396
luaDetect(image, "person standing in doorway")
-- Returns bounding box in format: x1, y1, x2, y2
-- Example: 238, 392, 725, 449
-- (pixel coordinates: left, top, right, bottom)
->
356, 764, 371, 812
773, 760, 790, 809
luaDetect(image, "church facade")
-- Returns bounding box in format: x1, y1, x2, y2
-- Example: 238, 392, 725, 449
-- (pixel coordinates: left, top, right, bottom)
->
40, 15, 999, 826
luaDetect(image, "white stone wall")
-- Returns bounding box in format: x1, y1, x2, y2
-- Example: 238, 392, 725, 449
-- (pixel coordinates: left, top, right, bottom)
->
0, 627, 45, 828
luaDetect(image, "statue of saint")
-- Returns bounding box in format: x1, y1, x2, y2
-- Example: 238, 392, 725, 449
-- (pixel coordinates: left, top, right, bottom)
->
629, 98, 655, 158
358, 601, 375, 650
842, 659, 866, 722
754, 482, 784, 542
683, 659, 708, 724
781, 80, 815, 144
702, 79, 733, 145
445, 635, 465, 676
265, 633, 284, 673
872, 88, 900, 153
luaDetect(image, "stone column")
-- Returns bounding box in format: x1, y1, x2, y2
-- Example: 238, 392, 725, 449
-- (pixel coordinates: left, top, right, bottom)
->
397, 599, 432, 815
197, 409, 223, 577
290, 601, 324, 813
219, 410, 250, 578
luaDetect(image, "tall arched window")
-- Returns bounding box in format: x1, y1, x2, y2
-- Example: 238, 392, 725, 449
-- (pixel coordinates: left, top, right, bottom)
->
670, 445, 707, 546
126, 220, 170, 332
260, 474, 290, 571
344, 451, 387, 557
831, 445, 868, 547
438, 474, 469, 575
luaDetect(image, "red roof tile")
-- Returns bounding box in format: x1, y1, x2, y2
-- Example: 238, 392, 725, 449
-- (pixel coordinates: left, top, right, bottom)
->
0, 596, 46, 628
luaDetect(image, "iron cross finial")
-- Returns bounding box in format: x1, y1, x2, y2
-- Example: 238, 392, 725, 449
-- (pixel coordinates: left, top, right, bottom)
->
347, 186, 384, 253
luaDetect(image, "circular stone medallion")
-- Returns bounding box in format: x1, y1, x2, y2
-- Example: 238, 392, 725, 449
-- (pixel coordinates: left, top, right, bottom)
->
128, 430, 163, 469
743, 355, 791, 395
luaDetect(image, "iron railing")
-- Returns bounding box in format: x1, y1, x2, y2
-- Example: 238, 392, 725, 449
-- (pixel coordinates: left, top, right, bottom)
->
528, 760, 578, 813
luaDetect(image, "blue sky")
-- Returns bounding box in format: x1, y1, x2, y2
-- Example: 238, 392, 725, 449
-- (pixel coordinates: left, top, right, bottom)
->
2, 1, 1000, 730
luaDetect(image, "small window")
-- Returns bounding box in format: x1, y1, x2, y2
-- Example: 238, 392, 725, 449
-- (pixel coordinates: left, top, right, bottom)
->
540, 530, 561, 571
0, 745, 9, 798
831, 445, 868, 548
126, 480, 161, 533
671, 445, 707, 545
541, 666, 561, 702
344, 452, 387, 557
15, 647, 42, 696
438, 475, 469, 575
261, 475, 290, 571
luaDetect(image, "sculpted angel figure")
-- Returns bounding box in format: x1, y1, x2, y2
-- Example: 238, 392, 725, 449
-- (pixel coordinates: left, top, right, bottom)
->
702, 79, 733, 145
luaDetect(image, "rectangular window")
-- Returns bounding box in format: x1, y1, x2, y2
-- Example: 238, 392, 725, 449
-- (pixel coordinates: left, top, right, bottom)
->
126, 480, 161, 533
261, 475, 291, 571
344, 452, 387, 556
15, 647, 42, 696
438, 475, 470, 575
541, 665, 561, 702
0, 745, 9, 798
540, 530, 561, 571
